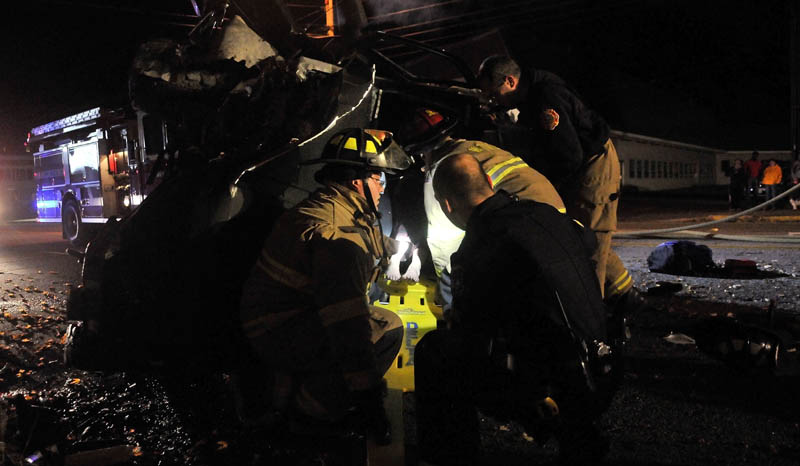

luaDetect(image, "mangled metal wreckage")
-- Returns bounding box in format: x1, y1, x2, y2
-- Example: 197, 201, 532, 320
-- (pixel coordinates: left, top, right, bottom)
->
64, 0, 489, 370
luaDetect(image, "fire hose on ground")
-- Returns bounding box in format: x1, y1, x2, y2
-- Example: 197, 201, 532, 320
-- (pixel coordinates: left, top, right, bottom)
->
614, 182, 800, 243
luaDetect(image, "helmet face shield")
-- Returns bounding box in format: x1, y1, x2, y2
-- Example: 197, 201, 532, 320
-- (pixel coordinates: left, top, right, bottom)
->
307, 128, 413, 175
365, 137, 413, 173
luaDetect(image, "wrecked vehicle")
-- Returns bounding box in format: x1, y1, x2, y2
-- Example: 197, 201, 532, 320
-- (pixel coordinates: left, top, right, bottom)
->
63, 1, 494, 372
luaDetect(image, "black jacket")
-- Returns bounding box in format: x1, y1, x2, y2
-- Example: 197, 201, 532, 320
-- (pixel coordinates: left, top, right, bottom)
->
450, 191, 607, 367
514, 69, 610, 185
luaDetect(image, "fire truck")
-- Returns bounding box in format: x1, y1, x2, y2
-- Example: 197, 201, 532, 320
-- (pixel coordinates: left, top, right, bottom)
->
27, 107, 168, 246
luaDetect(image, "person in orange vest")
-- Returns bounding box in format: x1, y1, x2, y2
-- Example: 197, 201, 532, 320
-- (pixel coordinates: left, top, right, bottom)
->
761, 159, 783, 209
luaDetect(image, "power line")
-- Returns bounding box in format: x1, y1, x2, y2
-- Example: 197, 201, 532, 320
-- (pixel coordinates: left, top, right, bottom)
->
24, 0, 198, 19
367, 0, 466, 21
375, 0, 595, 51
381, 0, 560, 34
382, 0, 643, 60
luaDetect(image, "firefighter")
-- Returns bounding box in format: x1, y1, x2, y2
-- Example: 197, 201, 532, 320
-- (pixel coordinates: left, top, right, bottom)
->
238, 128, 411, 444
477, 55, 646, 315
415, 154, 615, 465
400, 108, 565, 315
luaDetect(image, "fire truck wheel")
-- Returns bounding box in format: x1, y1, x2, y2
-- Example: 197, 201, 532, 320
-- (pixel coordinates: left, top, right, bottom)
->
62, 200, 88, 248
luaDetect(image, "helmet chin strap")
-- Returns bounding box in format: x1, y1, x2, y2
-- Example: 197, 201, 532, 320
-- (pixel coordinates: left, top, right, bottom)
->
361, 177, 388, 259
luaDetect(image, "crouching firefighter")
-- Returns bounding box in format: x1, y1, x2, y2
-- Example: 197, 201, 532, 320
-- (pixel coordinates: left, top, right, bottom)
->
415, 154, 618, 465
237, 128, 412, 444
398, 108, 565, 319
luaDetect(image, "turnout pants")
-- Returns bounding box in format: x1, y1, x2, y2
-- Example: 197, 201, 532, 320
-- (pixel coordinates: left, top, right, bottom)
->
242, 306, 403, 422
561, 139, 632, 300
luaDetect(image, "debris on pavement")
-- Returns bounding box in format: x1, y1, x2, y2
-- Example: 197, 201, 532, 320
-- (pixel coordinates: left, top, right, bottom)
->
646, 281, 684, 296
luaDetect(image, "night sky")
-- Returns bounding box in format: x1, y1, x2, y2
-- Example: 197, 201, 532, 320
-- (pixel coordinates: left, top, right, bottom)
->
0, 0, 793, 153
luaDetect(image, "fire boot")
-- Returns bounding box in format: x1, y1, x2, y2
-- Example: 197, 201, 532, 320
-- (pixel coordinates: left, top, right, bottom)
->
351, 381, 392, 445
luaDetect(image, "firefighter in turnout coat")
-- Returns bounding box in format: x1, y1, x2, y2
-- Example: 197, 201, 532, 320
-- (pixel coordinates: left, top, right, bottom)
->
477, 56, 645, 314
238, 128, 412, 443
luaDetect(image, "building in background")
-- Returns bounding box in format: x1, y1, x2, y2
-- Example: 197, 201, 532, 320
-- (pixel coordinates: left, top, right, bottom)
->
0, 153, 35, 221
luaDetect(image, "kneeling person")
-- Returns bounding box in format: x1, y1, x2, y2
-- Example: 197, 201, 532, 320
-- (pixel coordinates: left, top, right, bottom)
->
239, 128, 411, 443
415, 154, 615, 465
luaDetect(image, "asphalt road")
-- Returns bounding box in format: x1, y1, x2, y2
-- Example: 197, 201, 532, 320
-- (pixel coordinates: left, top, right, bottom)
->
0, 222, 77, 278
0, 203, 799, 465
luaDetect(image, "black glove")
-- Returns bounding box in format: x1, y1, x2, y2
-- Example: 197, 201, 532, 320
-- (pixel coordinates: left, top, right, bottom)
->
350, 381, 392, 445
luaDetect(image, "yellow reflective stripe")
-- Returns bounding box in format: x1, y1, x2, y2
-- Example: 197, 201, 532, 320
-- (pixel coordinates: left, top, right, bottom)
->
616, 275, 633, 291
572, 219, 584, 228
485, 156, 523, 177
606, 271, 633, 296
344, 137, 358, 150
242, 308, 306, 338
244, 326, 267, 339
557, 207, 567, 214
611, 270, 631, 287
257, 252, 312, 292
318, 296, 369, 326
364, 140, 378, 153
491, 160, 528, 185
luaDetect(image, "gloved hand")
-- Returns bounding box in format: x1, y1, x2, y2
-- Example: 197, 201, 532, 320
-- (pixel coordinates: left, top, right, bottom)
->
350, 382, 392, 445
386, 240, 410, 281
401, 248, 421, 282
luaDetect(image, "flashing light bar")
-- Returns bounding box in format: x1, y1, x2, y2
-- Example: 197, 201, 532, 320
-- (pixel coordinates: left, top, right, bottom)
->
31, 107, 103, 137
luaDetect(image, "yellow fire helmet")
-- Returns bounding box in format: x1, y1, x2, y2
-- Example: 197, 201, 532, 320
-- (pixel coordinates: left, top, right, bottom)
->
306, 128, 413, 175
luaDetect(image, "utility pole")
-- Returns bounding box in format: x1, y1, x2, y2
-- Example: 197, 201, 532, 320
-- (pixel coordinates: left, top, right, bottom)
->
325, 0, 335, 36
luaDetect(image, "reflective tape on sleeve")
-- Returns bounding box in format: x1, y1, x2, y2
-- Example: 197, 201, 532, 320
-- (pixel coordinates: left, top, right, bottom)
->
606, 270, 632, 297
256, 251, 312, 292
485, 157, 529, 186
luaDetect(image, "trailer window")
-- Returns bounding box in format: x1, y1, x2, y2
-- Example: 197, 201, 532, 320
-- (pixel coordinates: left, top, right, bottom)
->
629, 160, 636, 178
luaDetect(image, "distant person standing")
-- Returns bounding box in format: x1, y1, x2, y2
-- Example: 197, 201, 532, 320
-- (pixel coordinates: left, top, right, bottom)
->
727, 159, 747, 210
762, 159, 783, 209
790, 159, 800, 210
743, 151, 762, 203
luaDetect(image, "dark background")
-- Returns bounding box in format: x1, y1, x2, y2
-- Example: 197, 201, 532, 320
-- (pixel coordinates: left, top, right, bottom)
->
0, 0, 792, 152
